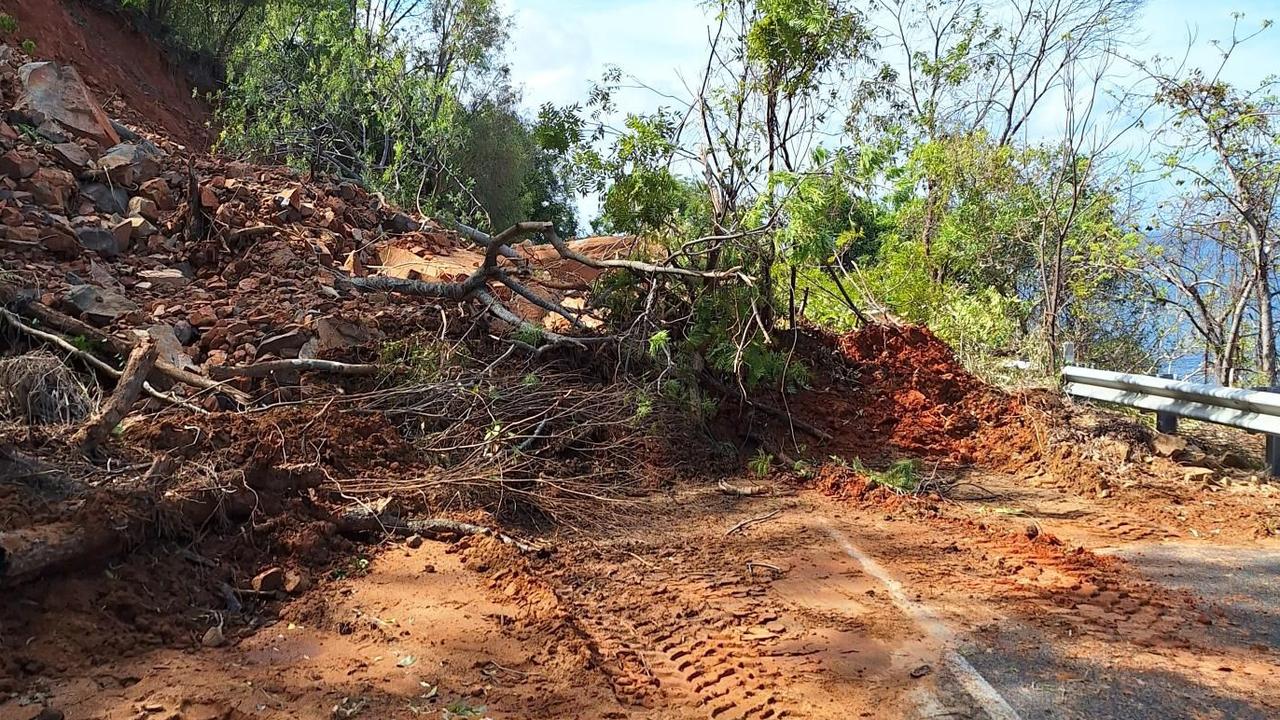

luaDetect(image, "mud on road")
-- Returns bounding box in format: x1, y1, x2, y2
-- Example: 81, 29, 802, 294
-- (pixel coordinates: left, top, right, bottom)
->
5, 475, 1277, 720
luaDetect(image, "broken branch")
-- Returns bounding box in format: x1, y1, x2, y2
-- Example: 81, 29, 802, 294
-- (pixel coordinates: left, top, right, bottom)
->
0, 308, 204, 413
72, 338, 158, 451
725, 509, 782, 536
208, 358, 380, 379
335, 508, 541, 554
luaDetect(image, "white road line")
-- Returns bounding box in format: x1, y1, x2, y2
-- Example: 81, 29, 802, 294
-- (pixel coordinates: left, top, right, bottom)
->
821, 520, 1024, 720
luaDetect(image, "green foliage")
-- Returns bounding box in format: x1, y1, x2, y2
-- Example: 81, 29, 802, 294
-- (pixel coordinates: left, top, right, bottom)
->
0, 14, 18, 34
748, 450, 774, 477
745, 0, 869, 96
513, 325, 544, 347
20, 39, 35, 55
647, 330, 671, 359
849, 457, 920, 494
379, 337, 450, 382
688, 285, 810, 392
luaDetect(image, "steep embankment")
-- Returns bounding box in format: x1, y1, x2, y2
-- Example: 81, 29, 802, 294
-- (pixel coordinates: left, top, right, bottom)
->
0, 0, 209, 148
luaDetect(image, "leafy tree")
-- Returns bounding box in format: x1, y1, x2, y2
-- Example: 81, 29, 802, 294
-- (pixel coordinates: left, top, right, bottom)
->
1149, 18, 1280, 383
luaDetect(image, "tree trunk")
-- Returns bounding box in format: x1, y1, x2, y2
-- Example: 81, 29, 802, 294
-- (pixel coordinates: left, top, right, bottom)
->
1252, 226, 1276, 386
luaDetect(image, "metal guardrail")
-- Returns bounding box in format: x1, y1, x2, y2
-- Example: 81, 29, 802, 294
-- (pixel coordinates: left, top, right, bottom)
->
1061, 366, 1280, 475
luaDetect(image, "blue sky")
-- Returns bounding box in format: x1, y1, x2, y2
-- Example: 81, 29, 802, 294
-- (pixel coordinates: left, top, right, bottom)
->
501, 1, 1277, 223
505, 0, 1277, 116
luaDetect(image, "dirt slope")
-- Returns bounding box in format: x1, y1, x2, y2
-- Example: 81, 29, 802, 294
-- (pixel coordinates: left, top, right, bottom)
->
0, 0, 209, 148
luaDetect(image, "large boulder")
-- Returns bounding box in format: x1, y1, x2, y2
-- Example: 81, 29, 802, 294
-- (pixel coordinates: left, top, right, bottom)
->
13, 62, 120, 149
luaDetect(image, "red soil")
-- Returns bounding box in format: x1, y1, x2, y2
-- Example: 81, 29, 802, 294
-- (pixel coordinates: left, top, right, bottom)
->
0, 0, 210, 148
795, 324, 1040, 467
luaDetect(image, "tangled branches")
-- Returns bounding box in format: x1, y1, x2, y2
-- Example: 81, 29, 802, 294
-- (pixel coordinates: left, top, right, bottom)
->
326, 366, 678, 527
338, 220, 751, 354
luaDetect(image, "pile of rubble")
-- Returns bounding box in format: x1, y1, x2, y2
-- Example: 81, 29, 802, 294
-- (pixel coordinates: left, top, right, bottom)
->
0, 44, 633, 406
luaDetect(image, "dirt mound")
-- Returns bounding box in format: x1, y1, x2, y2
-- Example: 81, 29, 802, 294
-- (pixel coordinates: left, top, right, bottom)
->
129, 406, 412, 477
788, 324, 1039, 467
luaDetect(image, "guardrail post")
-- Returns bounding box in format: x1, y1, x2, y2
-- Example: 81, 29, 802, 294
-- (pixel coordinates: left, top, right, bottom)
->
1265, 436, 1280, 478
1155, 374, 1178, 434
1251, 385, 1280, 478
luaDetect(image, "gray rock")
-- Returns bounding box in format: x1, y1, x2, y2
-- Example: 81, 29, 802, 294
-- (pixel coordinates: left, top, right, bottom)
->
256, 329, 311, 359
50, 142, 93, 172
35, 120, 69, 144
147, 324, 197, 371
109, 118, 140, 142
74, 225, 120, 258
383, 211, 420, 233
79, 182, 130, 214
90, 142, 163, 186
173, 319, 196, 345
64, 284, 137, 326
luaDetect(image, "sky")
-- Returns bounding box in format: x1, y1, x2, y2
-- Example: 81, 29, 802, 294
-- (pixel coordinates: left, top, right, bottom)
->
505, 0, 1276, 114
501, 0, 1277, 222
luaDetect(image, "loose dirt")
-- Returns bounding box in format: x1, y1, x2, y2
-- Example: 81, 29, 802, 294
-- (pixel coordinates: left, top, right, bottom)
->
7, 480, 1278, 719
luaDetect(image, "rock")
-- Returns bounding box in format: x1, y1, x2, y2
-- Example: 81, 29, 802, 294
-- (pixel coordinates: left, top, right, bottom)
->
173, 320, 196, 345
147, 323, 196, 371
251, 567, 286, 593
139, 177, 175, 210
79, 182, 130, 214
0, 121, 17, 147
21, 167, 77, 211
49, 142, 93, 172
113, 215, 157, 242
128, 195, 160, 222
109, 118, 140, 142
200, 625, 225, 648
33, 708, 65, 720
283, 570, 311, 594
275, 187, 302, 211
1152, 433, 1187, 458
188, 306, 218, 328
405, 534, 424, 549
300, 316, 379, 359
0, 148, 38, 179
91, 142, 162, 186
75, 225, 121, 258
38, 225, 80, 257
5, 225, 36, 243
1183, 466, 1216, 482
14, 62, 120, 147
65, 284, 137, 325
1093, 437, 1132, 464
35, 121, 69, 144
1218, 450, 1258, 471
199, 184, 220, 210
256, 329, 310, 359
138, 268, 189, 289
383, 211, 420, 233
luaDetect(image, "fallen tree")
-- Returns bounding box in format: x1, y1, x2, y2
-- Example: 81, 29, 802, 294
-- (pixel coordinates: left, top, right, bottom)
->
340, 220, 751, 352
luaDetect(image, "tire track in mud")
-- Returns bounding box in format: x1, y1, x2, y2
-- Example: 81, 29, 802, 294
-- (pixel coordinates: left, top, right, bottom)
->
564, 572, 790, 719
